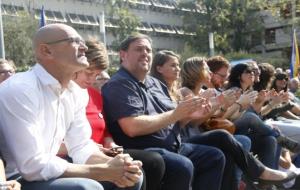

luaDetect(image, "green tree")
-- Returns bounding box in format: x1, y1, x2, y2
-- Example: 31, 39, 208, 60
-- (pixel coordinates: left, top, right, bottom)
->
179, 0, 267, 54
106, 0, 140, 50
3, 12, 38, 71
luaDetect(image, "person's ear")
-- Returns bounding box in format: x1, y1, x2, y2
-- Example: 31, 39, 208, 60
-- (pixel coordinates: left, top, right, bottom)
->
39, 44, 53, 58
156, 66, 163, 74
120, 50, 126, 63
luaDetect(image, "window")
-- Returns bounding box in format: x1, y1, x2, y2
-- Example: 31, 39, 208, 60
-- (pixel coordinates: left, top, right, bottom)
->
67, 13, 98, 26
137, 22, 153, 32
265, 28, 276, 44
2, 4, 24, 16
34, 9, 66, 23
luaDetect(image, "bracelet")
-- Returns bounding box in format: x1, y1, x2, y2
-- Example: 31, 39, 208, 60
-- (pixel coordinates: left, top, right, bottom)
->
234, 102, 243, 112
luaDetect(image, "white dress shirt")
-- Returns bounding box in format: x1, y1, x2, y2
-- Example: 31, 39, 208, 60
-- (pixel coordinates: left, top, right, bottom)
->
0, 64, 98, 181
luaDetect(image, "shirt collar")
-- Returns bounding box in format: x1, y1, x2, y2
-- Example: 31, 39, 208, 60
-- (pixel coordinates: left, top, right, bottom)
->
119, 67, 154, 90
33, 63, 77, 92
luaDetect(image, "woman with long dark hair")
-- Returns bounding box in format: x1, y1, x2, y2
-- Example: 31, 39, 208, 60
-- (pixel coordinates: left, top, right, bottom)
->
226, 63, 300, 168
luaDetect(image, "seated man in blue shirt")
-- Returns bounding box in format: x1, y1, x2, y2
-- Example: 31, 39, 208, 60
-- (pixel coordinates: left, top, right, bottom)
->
102, 33, 298, 190
102, 33, 227, 190
0, 24, 142, 190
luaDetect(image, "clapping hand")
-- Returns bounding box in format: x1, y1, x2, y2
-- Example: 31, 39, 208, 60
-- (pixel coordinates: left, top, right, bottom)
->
222, 89, 239, 107
237, 90, 258, 108
199, 88, 216, 99
256, 90, 269, 103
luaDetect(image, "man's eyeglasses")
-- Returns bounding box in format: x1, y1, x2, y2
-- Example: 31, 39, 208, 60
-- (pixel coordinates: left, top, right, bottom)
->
214, 72, 228, 79
45, 37, 85, 46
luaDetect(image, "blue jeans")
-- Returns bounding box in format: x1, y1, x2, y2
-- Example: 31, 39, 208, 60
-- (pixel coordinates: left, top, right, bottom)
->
20, 177, 143, 190
234, 135, 251, 188
293, 154, 300, 167
234, 111, 281, 169
234, 111, 280, 137
249, 134, 281, 169
147, 142, 225, 190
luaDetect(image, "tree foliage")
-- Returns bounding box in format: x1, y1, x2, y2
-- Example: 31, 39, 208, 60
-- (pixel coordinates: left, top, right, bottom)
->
105, 0, 140, 50
179, 0, 268, 54
3, 12, 38, 71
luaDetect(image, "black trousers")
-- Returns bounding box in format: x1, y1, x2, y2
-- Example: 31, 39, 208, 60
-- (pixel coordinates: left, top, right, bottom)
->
125, 149, 166, 190
185, 129, 265, 190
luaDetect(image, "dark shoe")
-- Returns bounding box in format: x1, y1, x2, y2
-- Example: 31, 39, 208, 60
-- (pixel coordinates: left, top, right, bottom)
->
277, 135, 300, 153
258, 171, 297, 186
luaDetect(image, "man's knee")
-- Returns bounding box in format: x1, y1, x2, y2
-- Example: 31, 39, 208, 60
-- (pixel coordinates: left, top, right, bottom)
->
20, 178, 104, 190
144, 151, 166, 178
60, 178, 104, 190
138, 151, 165, 173
165, 153, 194, 179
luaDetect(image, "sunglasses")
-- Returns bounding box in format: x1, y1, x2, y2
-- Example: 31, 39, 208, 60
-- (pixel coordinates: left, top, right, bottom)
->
276, 76, 288, 81
243, 69, 254, 74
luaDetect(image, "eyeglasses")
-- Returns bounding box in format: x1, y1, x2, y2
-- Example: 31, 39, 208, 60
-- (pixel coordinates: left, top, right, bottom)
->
276, 76, 288, 81
214, 72, 228, 79
97, 77, 110, 81
0, 70, 15, 76
45, 37, 85, 46
243, 69, 254, 74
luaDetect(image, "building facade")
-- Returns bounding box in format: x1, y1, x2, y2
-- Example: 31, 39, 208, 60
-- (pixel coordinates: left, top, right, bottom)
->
252, 0, 300, 58
1, 0, 197, 54
3, 0, 299, 61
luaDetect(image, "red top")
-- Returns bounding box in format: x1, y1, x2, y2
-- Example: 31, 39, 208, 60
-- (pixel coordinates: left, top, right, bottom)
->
86, 87, 111, 144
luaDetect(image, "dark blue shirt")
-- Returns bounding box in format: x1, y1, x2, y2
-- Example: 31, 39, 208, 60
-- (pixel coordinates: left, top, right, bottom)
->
102, 67, 181, 152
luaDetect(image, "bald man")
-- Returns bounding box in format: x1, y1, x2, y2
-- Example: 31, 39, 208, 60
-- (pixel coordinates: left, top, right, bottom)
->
0, 24, 142, 190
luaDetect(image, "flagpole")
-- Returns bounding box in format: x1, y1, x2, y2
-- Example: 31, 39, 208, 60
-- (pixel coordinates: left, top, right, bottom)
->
39, 5, 46, 28
209, 32, 214, 56
290, 29, 300, 78
99, 11, 106, 46
292, 0, 296, 30
0, 0, 5, 59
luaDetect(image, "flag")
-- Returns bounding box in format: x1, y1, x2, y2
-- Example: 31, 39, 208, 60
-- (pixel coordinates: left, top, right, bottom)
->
39, 6, 46, 28
290, 29, 300, 78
